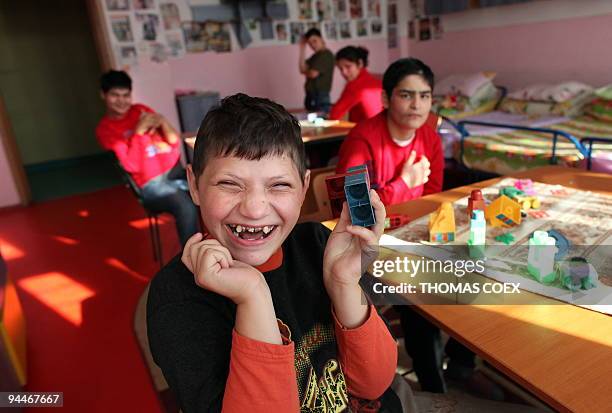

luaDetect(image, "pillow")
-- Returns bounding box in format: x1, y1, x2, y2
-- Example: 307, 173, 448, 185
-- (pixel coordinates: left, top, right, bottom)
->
585, 98, 612, 122
500, 89, 593, 117
508, 82, 593, 103
435, 72, 496, 98
594, 84, 612, 100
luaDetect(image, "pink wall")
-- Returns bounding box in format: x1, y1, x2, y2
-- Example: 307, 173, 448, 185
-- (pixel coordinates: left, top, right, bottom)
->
0, 129, 21, 208
408, 13, 612, 91
168, 39, 389, 110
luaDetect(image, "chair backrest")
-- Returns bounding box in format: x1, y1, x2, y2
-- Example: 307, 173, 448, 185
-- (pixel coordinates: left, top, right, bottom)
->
133, 283, 170, 393
312, 169, 336, 220
107, 151, 144, 200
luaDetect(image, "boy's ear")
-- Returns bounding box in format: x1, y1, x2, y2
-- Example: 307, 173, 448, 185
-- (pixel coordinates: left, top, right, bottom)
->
186, 165, 201, 206
381, 90, 389, 109
301, 169, 311, 202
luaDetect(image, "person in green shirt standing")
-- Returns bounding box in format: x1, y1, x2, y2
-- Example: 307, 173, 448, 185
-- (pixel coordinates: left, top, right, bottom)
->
298, 28, 335, 114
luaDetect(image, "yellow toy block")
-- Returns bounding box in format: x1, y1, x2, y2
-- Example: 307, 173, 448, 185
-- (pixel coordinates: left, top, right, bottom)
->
429, 202, 456, 242
485, 195, 521, 227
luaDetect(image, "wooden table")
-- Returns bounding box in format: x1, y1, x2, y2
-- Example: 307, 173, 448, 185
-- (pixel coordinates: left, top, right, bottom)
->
326, 166, 612, 413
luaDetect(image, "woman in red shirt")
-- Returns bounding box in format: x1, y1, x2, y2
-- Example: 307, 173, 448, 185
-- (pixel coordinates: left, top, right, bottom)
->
328, 46, 383, 123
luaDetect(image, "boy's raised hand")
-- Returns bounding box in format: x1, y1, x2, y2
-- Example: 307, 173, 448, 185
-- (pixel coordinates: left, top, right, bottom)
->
401, 151, 431, 188
323, 190, 386, 290
182, 233, 268, 304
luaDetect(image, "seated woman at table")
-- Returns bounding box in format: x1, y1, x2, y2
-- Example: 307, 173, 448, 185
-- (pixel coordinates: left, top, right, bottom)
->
328, 46, 383, 123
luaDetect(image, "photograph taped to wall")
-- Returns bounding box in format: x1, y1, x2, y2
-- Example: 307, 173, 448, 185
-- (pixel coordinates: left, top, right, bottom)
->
324, 21, 338, 40
205, 22, 231, 52
349, 0, 363, 19
182, 21, 207, 52
160, 3, 181, 30
419, 17, 431, 41
356, 19, 368, 37
106, 0, 129, 11
315, 0, 332, 21
149, 42, 168, 62
332, 0, 348, 20
408, 19, 415, 39
119, 45, 137, 66
367, 0, 381, 18
388, 1, 397, 24
432, 16, 443, 39
133, 0, 154, 10
339, 20, 351, 39
275, 22, 289, 42
290, 21, 305, 43
260, 20, 274, 40
298, 0, 313, 20
111, 15, 133, 42
165, 30, 185, 57
370, 18, 383, 36
135, 12, 160, 41
387, 23, 397, 48
306, 21, 321, 30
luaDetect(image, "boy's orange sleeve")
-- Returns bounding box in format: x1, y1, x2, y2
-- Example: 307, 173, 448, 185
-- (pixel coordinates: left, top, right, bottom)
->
334, 305, 397, 400
222, 329, 300, 412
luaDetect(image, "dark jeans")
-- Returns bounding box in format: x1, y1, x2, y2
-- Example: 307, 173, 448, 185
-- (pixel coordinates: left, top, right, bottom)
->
304, 91, 331, 114
397, 306, 476, 393
141, 162, 199, 247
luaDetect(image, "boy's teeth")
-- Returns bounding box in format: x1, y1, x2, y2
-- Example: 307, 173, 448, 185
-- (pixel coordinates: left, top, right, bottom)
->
248, 227, 255, 233
236, 225, 243, 233
263, 226, 270, 234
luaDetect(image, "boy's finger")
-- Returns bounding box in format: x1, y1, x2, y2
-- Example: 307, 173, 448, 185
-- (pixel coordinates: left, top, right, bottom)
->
369, 189, 386, 236
406, 150, 417, 166
182, 232, 203, 270
346, 224, 378, 246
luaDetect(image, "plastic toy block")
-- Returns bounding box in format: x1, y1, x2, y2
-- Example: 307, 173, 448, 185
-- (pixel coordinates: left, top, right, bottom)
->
485, 195, 521, 227
559, 257, 598, 291
467, 210, 486, 258
527, 231, 558, 284
325, 165, 369, 219
494, 233, 515, 245
467, 189, 486, 219
547, 229, 570, 261
384, 214, 410, 231
500, 187, 540, 210
514, 179, 536, 196
344, 167, 375, 227
429, 202, 455, 243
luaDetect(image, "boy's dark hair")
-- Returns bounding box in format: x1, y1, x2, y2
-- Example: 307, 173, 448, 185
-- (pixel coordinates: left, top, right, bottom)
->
192, 93, 306, 182
304, 28, 322, 39
335, 46, 369, 67
382, 58, 434, 99
100, 70, 132, 93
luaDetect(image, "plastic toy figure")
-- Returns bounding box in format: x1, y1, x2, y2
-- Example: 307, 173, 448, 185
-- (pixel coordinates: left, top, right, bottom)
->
429, 202, 455, 242
499, 187, 541, 211
559, 257, 598, 291
467, 189, 486, 219
514, 179, 536, 196
527, 231, 558, 284
467, 210, 486, 258
485, 195, 521, 227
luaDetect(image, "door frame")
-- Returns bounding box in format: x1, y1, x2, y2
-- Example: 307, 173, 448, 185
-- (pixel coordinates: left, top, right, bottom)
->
0, 0, 115, 206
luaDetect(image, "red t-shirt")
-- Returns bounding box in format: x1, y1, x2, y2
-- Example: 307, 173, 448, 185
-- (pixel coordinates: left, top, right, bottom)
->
96, 104, 180, 187
336, 111, 444, 206
328, 69, 383, 123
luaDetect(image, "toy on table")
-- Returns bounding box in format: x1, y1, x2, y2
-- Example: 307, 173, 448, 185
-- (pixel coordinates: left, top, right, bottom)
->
385, 214, 410, 231
494, 233, 515, 245
546, 229, 571, 261
514, 179, 536, 196
429, 202, 455, 243
559, 257, 598, 291
344, 165, 376, 227
485, 195, 521, 227
527, 231, 558, 284
499, 187, 541, 211
325, 164, 370, 219
467, 210, 486, 258
467, 189, 486, 219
